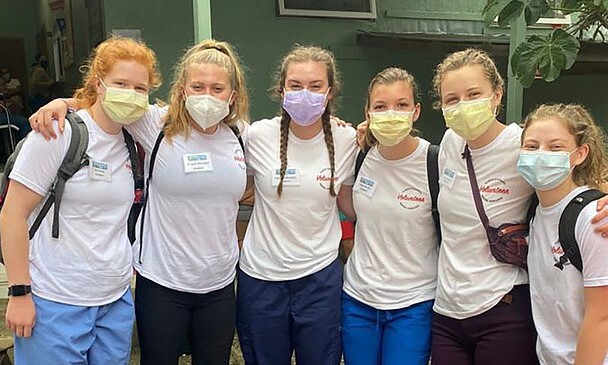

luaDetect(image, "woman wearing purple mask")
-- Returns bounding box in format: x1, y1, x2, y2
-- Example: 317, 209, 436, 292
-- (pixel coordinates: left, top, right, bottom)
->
237, 45, 357, 365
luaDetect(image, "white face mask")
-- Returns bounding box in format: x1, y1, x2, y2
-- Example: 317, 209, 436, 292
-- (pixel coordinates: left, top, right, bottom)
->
185, 94, 231, 130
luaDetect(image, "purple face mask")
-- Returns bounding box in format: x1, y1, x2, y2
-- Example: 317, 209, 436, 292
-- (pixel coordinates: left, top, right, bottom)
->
282, 89, 328, 126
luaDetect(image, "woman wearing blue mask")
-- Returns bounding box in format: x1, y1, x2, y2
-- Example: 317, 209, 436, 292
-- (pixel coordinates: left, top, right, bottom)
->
27, 39, 250, 365
1, 37, 160, 365
518, 104, 608, 365
429, 49, 608, 365
237, 45, 357, 365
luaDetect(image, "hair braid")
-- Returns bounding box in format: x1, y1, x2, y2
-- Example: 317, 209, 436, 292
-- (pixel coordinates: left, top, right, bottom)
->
321, 108, 337, 197
277, 109, 291, 197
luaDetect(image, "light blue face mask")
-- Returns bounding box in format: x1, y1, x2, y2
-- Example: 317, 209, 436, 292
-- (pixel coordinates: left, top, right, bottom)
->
517, 149, 576, 191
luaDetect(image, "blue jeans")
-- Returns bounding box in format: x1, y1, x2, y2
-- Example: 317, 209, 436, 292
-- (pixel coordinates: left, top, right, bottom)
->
342, 292, 433, 365
14, 290, 134, 365
236, 259, 342, 365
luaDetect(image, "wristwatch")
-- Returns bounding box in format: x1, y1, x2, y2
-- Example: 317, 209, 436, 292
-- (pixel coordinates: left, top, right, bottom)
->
8, 285, 31, 297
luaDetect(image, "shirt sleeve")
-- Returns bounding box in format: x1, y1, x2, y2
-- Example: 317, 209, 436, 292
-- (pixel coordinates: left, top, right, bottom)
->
243, 124, 255, 177
337, 125, 357, 186
575, 203, 608, 287
124, 104, 166, 153
9, 122, 71, 197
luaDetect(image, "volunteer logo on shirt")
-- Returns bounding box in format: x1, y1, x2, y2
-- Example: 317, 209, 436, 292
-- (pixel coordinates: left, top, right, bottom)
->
551, 240, 570, 266
397, 187, 425, 210
234, 147, 246, 170
316, 167, 338, 190
124, 162, 134, 177
480, 178, 511, 202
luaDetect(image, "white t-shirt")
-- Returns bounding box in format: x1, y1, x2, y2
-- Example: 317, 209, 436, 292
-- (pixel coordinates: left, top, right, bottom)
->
130, 105, 246, 293
6, 78, 20, 90
529, 186, 608, 365
240, 116, 358, 281
434, 123, 533, 319
9, 110, 133, 306
343, 139, 438, 310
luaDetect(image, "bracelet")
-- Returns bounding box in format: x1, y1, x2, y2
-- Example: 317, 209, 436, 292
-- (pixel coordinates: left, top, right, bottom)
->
60, 98, 74, 113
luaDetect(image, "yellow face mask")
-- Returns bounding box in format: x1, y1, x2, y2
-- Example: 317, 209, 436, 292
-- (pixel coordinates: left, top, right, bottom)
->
442, 97, 495, 140
100, 79, 149, 125
369, 109, 414, 147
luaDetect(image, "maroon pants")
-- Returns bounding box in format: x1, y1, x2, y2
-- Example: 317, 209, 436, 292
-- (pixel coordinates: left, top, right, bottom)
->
431, 285, 539, 365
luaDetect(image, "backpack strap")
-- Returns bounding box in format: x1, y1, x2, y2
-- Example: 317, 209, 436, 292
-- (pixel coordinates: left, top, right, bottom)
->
137, 130, 165, 263
354, 148, 368, 180
426, 144, 441, 244
557, 189, 606, 273
29, 113, 89, 239
229, 124, 245, 152
123, 129, 144, 244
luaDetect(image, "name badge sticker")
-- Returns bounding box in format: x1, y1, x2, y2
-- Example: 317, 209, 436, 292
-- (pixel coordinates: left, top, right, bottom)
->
183, 153, 213, 173
89, 160, 112, 182
441, 167, 456, 189
354, 175, 377, 198
271, 167, 301, 187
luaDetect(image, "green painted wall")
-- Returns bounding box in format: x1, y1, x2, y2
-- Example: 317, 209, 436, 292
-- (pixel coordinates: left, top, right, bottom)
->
103, 0, 196, 100
210, 0, 484, 143
0, 0, 39, 76
211, 0, 608, 142
524, 75, 608, 126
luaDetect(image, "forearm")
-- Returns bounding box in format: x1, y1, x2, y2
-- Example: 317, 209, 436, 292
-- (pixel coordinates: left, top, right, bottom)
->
60, 97, 81, 110
575, 316, 608, 364
0, 213, 32, 286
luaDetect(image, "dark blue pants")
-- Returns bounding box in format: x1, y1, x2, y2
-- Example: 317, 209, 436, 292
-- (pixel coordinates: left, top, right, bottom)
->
236, 259, 342, 365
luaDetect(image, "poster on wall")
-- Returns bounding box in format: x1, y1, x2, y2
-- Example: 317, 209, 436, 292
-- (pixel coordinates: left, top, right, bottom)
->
277, 0, 377, 19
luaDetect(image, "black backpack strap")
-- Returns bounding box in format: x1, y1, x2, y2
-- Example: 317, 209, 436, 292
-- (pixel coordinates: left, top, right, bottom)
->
123, 129, 144, 244
557, 189, 606, 273
526, 193, 539, 223
229, 124, 245, 151
426, 144, 441, 244
137, 130, 165, 263
354, 148, 368, 180
29, 113, 89, 239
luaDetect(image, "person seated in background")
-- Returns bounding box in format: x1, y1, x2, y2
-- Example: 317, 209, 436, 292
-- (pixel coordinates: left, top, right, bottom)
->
0, 67, 24, 115
0, 93, 30, 144
27, 55, 54, 114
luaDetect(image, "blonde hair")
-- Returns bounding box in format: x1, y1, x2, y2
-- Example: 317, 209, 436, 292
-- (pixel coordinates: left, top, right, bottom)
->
522, 103, 608, 188
73, 37, 161, 108
272, 45, 340, 197
364, 67, 419, 150
164, 39, 249, 139
432, 48, 503, 109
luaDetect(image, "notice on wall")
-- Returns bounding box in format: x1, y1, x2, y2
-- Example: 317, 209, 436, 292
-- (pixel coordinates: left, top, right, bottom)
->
111, 29, 142, 41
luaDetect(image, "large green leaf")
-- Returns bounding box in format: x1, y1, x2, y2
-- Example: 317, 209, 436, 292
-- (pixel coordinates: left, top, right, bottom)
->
498, 1, 526, 26
510, 29, 580, 87
483, 0, 515, 26
603, 0, 608, 9
561, 0, 583, 14
524, 0, 549, 24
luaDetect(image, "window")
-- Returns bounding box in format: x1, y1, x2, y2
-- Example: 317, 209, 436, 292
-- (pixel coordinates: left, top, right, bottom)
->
277, 0, 377, 20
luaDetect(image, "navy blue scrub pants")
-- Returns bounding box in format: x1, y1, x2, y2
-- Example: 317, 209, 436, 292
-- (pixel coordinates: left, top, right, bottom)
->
236, 259, 342, 365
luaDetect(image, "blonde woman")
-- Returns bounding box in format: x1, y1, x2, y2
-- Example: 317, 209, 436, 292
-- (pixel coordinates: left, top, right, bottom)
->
28, 39, 249, 365
519, 104, 608, 364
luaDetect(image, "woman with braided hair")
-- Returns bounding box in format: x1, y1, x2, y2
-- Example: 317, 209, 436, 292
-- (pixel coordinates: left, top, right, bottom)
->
237, 45, 357, 364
